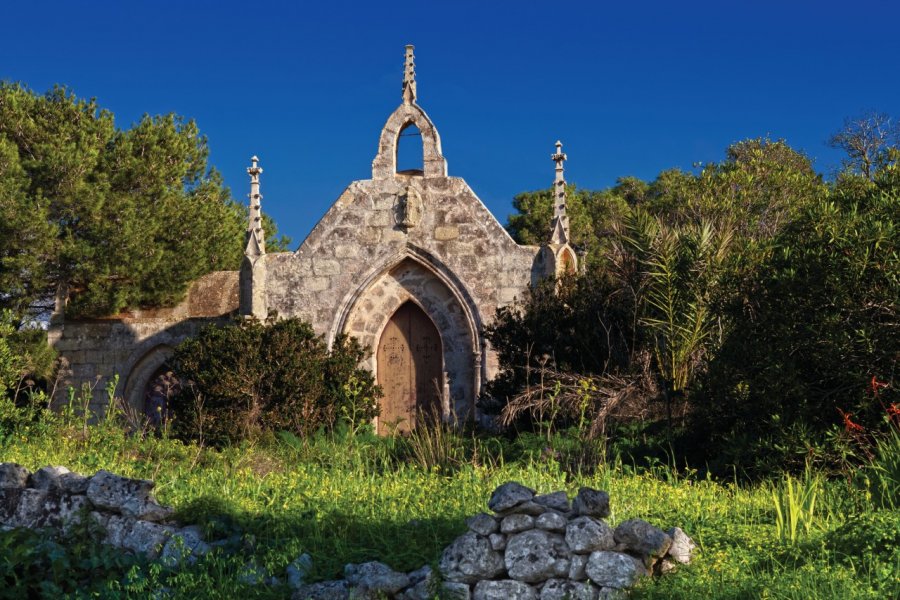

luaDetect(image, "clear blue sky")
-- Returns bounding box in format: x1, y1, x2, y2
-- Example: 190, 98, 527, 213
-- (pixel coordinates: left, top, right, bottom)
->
2, 1, 898, 246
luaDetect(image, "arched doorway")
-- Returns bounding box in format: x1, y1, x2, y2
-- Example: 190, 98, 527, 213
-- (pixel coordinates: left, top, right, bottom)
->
338, 255, 479, 424
376, 301, 443, 434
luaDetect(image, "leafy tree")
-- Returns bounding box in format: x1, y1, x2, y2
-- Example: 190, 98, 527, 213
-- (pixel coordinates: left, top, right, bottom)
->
169, 317, 380, 446
506, 185, 628, 269
639, 139, 823, 244
0, 83, 287, 320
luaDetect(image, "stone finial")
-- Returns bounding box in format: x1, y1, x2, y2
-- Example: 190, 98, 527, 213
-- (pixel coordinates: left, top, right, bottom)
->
245, 155, 266, 257
549, 141, 570, 245
402, 44, 417, 104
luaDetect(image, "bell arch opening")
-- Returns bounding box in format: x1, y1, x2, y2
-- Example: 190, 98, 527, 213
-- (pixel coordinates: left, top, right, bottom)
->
396, 123, 424, 176
372, 104, 447, 179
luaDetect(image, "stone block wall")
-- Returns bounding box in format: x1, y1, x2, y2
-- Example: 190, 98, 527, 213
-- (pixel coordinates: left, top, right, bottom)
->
50, 271, 239, 413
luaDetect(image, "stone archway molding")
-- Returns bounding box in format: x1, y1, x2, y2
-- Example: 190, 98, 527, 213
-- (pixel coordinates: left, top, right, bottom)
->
122, 344, 175, 412
329, 245, 482, 353
330, 246, 484, 420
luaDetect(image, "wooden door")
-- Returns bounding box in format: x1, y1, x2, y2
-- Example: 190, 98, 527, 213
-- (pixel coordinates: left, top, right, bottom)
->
376, 302, 443, 434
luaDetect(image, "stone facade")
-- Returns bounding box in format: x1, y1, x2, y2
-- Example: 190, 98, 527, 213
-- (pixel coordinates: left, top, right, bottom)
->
51, 46, 579, 428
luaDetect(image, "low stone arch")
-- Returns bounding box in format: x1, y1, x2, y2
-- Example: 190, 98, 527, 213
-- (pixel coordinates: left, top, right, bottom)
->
372, 103, 448, 179
123, 344, 174, 413
340, 256, 478, 423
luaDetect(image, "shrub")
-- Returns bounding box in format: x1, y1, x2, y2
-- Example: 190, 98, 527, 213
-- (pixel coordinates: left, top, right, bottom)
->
694, 184, 899, 474
169, 317, 380, 446
483, 271, 638, 423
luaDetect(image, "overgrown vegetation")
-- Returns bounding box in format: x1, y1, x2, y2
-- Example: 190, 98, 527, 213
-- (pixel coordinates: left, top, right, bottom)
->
492, 122, 899, 478
0, 81, 897, 597
0, 83, 289, 322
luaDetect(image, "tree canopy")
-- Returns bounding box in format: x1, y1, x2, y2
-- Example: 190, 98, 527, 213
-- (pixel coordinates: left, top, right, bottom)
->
0, 83, 286, 321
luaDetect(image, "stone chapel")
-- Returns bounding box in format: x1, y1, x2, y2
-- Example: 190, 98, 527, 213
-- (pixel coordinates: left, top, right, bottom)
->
50, 46, 580, 433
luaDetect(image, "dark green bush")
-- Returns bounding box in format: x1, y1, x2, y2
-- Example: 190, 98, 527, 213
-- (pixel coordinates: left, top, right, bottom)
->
694, 184, 899, 474
484, 271, 637, 417
169, 317, 380, 446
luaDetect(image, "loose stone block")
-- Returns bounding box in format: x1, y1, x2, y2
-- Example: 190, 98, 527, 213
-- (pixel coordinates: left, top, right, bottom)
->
500, 513, 534, 534
666, 526, 696, 564
466, 512, 499, 536
572, 488, 610, 518
534, 491, 570, 512
585, 551, 647, 589
613, 519, 672, 559
540, 579, 599, 600
488, 482, 535, 513
566, 516, 615, 554
535, 511, 567, 532
473, 580, 536, 600
488, 532, 507, 551
344, 561, 410, 595
0, 463, 29, 489
440, 532, 505, 584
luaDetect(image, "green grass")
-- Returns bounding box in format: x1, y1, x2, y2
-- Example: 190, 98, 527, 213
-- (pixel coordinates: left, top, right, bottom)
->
1, 421, 898, 599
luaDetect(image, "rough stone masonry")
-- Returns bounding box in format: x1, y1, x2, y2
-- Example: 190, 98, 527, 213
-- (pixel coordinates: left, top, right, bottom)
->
50, 46, 583, 432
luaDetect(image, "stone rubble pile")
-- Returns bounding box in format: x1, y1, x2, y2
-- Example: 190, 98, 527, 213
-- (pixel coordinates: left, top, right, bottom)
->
292, 481, 695, 600
0, 463, 210, 564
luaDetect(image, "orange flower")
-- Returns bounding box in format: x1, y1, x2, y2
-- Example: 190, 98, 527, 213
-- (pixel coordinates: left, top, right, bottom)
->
870, 375, 889, 397
887, 403, 900, 426
837, 408, 865, 433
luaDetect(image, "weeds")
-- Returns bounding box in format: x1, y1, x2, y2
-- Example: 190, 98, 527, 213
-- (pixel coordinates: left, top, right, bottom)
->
772, 465, 823, 544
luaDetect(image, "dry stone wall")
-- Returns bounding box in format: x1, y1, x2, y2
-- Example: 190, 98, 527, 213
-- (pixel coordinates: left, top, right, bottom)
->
1, 467, 695, 599
0, 463, 211, 563
291, 482, 695, 600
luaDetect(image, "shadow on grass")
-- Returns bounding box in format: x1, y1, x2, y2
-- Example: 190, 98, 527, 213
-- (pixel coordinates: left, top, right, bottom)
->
174, 494, 467, 580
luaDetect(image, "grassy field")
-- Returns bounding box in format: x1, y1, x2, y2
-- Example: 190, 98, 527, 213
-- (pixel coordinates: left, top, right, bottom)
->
1, 418, 898, 599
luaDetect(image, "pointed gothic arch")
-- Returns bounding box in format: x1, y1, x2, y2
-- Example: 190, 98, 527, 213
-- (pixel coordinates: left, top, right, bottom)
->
333, 252, 481, 425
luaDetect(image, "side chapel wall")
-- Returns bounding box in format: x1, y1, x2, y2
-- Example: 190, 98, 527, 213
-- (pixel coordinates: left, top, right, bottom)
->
49, 271, 239, 413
